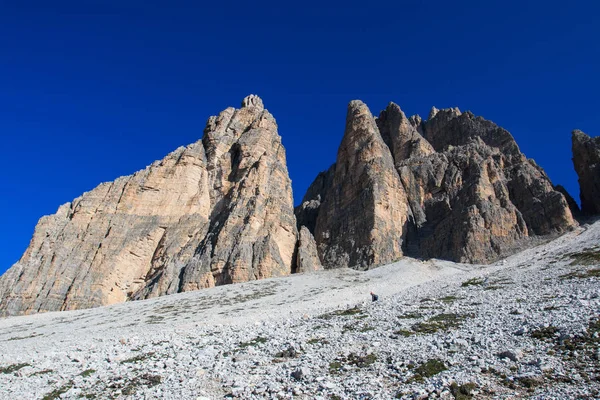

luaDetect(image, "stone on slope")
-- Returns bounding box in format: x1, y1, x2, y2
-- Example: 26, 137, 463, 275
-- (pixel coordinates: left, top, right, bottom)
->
572, 129, 600, 215
314, 100, 413, 270
0, 95, 299, 316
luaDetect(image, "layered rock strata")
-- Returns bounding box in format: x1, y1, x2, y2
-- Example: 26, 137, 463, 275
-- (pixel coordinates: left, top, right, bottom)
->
0, 95, 299, 316
299, 101, 576, 267
572, 130, 600, 215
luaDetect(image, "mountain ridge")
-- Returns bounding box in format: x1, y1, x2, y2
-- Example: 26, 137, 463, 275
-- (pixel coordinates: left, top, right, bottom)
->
1, 95, 597, 316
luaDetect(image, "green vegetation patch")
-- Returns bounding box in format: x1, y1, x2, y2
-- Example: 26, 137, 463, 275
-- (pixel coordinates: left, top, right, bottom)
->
560, 268, 600, 280
409, 358, 447, 382
450, 382, 477, 399
393, 329, 414, 337
120, 352, 155, 364
461, 277, 485, 287
439, 295, 463, 303
411, 313, 470, 334
398, 312, 422, 319
107, 373, 162, 396
319, 306, 363, 320
80, 369, 96, 377
565, 247, 600, 266
30, 369, 53, 377
0, 363, 30, 374
238, 336, 268, 349
6, 333, 42, 341
42, 382, 73, 400
530, 326, 559, 341
328, 352, 377, 374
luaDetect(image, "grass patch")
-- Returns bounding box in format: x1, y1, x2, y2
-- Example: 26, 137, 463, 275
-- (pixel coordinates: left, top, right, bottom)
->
398, 312, 422, 319
461, 277, 485, 287
516, 375, 543, 389
307, 338, 329, 345
0, 363, 30, 374
6, 333, 42, 341
484, 286, 503, 291
329, 360, 343, 374
408, 358, 447, 382
394, 329, 414, 337
42, 382, 73, 400
238, 336, 268, 349
450, 382, 477, 399
30, 369, 53, 377
80, 369, 95, 377
329, 353, 377, 374
412, 313, 470, 334
359, 325, 375, 332
120, 352, 155, 364
319, 306, 363, 320
530, 326, 559, 341
566, 247, 600, 266
108, 373, 162, 396
439, 295, 462, 303
560, 268, 600, 280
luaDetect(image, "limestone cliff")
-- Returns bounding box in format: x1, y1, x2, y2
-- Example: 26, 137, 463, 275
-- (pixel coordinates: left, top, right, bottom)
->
313, 101, 413, 270
0, 95, 299, 316
302, 101, 576, 267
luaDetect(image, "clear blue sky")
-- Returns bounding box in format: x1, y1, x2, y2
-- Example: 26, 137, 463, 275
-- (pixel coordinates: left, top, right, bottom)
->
1, 1, 599, 275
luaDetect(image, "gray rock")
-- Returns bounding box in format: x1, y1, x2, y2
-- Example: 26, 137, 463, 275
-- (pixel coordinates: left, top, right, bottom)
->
572, 129, 600, 215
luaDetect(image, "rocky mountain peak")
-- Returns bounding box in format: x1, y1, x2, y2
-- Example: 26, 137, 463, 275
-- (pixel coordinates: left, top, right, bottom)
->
301, 99, 576, 267
0, 96, 299, 316
241, 94, 264, 110
314, 100, 412, 270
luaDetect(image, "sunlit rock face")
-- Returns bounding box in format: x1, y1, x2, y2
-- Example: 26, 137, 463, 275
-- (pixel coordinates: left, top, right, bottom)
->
0, 95, 300, 316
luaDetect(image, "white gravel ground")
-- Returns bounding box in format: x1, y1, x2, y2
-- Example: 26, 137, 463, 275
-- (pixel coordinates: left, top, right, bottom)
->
1, 221, 599, 399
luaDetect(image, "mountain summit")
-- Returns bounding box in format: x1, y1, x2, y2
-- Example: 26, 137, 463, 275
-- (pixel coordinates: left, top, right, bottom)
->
0, 95, 318, 316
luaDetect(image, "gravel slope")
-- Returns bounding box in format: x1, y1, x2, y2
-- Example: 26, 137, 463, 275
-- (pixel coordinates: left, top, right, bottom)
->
1, 221, 599, 399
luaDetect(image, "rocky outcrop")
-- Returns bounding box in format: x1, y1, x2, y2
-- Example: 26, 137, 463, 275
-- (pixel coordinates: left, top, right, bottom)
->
0, 95, 299, 316
295, 226, 322, 273
294, 164, 335, 234
572, 130, 600, 215
554, 185, 581, 218
304, 101, 576, 267
313, 101, 413, 270
377, 103, 434, 162
421, 108, 575, 236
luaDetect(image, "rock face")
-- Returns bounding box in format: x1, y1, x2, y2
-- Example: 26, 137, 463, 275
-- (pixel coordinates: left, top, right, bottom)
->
572, 130, 600, 215
301, 101, 576, 267
295, 226, 322, 273
313, 101, 413, 270
0, 96, 299, 316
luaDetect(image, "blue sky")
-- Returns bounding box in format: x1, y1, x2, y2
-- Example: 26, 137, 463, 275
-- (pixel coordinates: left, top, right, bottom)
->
1, 1, 599, 275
